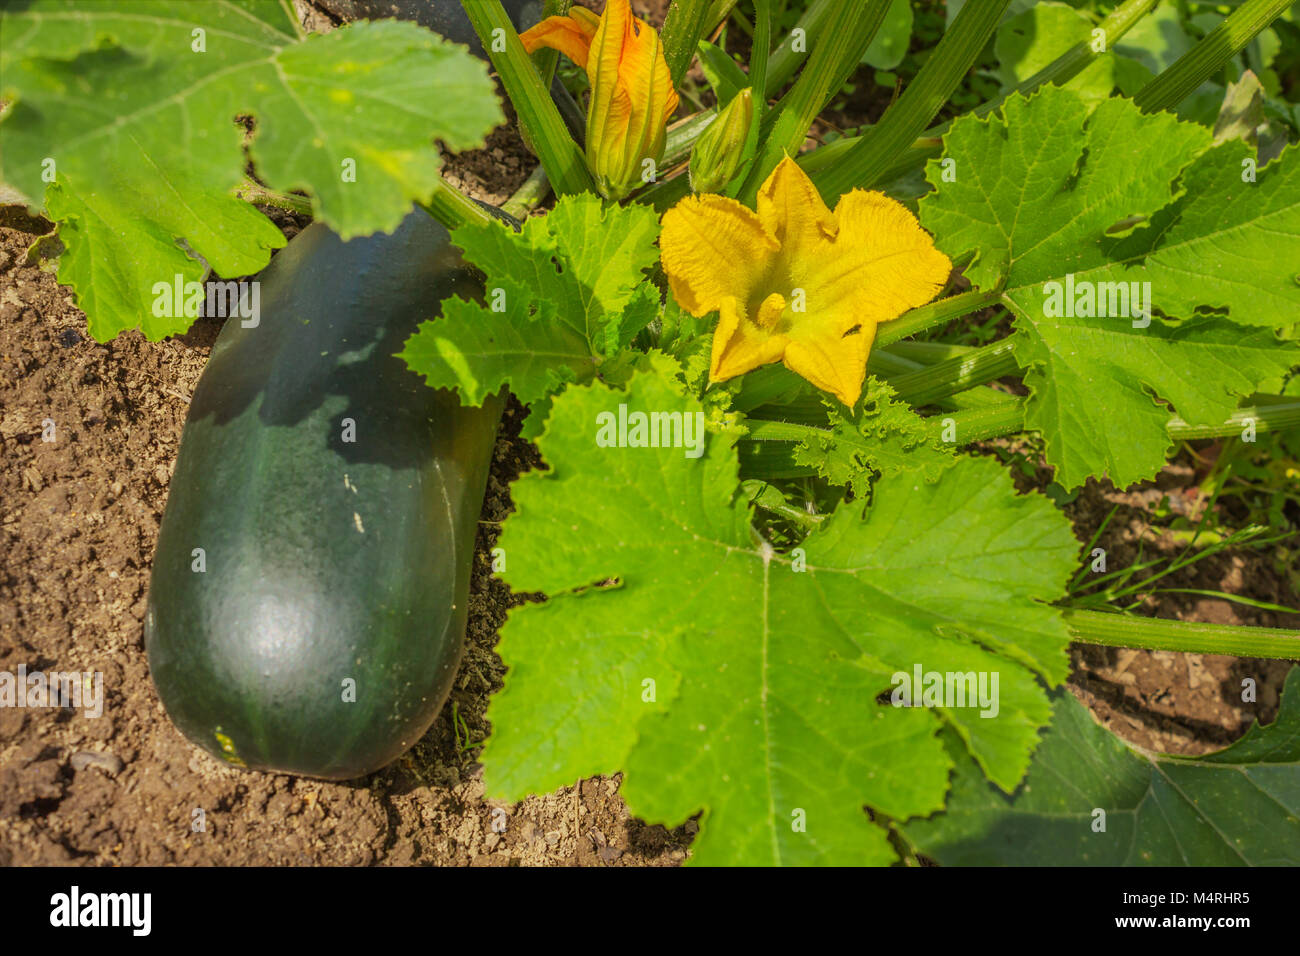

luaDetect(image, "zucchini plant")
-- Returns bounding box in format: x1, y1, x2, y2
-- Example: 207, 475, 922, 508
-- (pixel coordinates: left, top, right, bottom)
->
3, 0, 1299, 866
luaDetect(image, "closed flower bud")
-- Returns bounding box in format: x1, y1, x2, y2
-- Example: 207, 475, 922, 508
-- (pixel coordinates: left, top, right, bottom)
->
689, 89, 754, 195
520, 0, 678, 200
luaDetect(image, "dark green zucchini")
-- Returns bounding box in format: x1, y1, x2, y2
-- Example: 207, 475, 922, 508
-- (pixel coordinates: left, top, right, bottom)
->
145, 209, 504, 779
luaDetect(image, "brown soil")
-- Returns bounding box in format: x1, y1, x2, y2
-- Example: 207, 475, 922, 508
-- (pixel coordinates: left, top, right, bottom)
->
2, 0, 1296, 869
1061, 469, 1298, 755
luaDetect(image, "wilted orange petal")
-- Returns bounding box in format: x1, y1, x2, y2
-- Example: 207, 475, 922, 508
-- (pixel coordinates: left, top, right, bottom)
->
519, 12, 598, 67
617, 4, 680, 127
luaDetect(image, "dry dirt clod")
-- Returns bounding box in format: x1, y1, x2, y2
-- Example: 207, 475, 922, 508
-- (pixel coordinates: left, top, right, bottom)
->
69, 751, 125, 776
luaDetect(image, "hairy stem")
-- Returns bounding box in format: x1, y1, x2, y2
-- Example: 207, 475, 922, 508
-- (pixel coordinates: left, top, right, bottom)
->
461, 0, 594, 195
1064, 608, 1300, 660
1135, 0, 1293, 114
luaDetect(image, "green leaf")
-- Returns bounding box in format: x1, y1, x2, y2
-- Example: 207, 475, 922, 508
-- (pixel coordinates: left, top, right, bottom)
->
861, 0, 913, 72
920, 87, 1300, 489
994, 2, 1114, 102
790, 378, 958, 495
1103, 138, 1300, 328
0, 0, 502, 340
904, 667, 1300, 865
482, 364, 1080, 865
696, 40, 749, 106
400, 194, 661, 405
1113, 2, 1194, 76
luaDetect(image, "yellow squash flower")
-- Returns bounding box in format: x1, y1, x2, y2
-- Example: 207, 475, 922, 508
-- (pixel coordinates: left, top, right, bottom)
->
660, 156, 951, 406
521, 0, 679, 199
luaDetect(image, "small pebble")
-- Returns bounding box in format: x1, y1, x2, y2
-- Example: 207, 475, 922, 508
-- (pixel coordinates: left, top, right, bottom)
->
70, 751, 124, 776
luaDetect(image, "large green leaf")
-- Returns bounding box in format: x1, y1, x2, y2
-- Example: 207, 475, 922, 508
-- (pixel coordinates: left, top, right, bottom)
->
904, 667, 1300, 865
401, 195, 662, 406
921, 87, 1300, 489
481, 362, 1079, 865
0, 0, 502, 339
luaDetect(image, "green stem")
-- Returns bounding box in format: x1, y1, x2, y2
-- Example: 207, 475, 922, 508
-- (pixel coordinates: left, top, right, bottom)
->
1135, 0, 1293, 114
874, 346, 1011, 410
461, 0, 594, 195
1169, 402, 1300, 439
984, 0, 1158, 119
888, 339, 1020, 406
419, 178, 498, 231
738, 0, 891, 203
750, 0, 772, 125
764, 0, 833, 97
1063, 608, 1300, 660
875, 289, 1002, 348
735, 342, 1009, 416
500, 162, 552, 220
814, 0, 1011, 198
637, 110, 717, 207
235, 178, 313, 215
705, 0, 740, 37
885, 340, 974, 363
743, 399, 1300, 459
797, 0, 1159, 189
964, 399, 1300, 443
661, 0, 715, 88
727, 4, 753, 37
530, 0, 572, 89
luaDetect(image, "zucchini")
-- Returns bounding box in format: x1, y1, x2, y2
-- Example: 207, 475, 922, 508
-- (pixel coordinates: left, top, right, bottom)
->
145, 210, 504, 779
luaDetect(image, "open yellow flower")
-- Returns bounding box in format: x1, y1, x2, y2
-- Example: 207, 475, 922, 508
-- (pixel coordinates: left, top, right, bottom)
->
521, 0, 678, 199
660, 156, 951, 406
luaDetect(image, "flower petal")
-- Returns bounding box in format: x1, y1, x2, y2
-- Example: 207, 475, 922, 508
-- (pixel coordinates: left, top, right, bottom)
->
710, 297, 789, 384
583, 0, 679, 197
618, 6, 679, 131
570, 6, 601, 32
756, 156, 836, 273
805, 189, 951, 327
519, 12, 597, 68
587, 0, 631, 121
660, 194, 778, 317
783, 326, 872, 407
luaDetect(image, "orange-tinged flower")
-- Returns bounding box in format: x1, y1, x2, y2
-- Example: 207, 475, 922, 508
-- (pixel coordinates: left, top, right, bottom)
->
520, 0, 679, 199
659, 156, 952, 406
519, 5, 600, 68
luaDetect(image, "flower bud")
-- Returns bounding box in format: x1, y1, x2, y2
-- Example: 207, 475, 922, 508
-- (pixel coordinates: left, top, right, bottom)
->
520, 0, 678, 201
689, 89, 754, 195
584, 0, 678, 199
